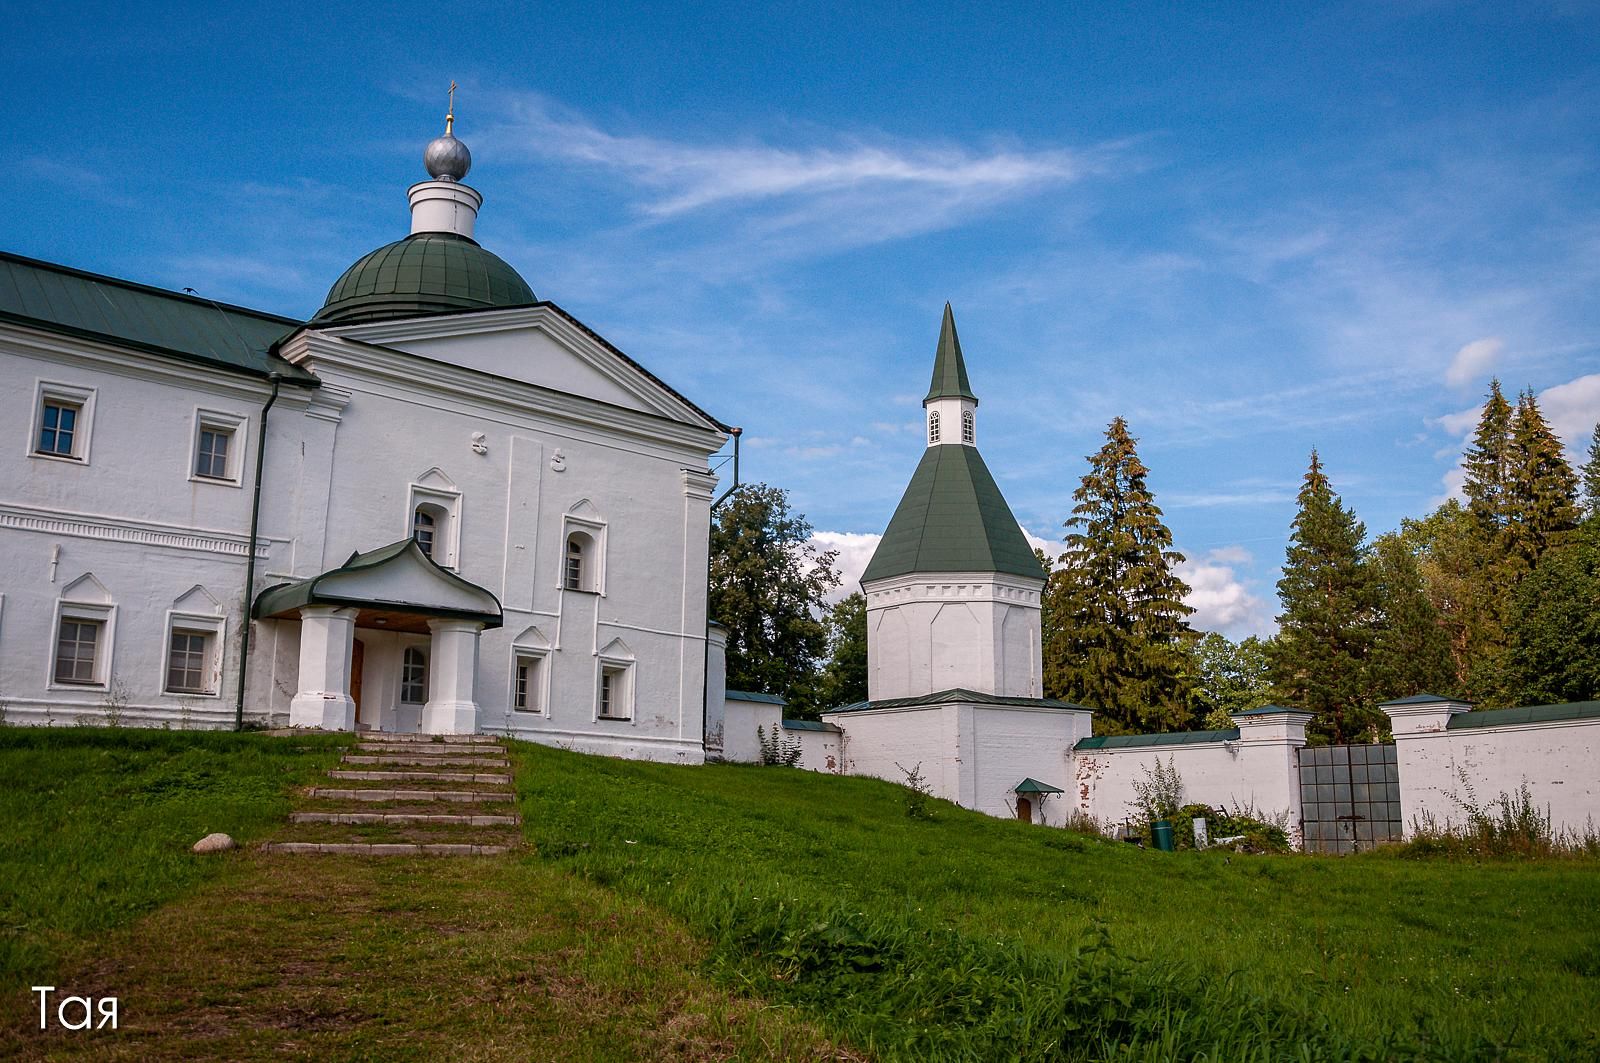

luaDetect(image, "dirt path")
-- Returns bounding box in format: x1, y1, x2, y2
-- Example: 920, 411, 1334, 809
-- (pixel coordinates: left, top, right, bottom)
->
1, 853, 856, 1061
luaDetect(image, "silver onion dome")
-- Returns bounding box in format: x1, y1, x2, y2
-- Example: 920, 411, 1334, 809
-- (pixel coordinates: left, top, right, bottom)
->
424, 133, 472, 182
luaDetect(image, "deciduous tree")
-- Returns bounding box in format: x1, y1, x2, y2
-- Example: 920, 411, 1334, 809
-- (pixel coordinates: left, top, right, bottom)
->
709, 483, 839, 708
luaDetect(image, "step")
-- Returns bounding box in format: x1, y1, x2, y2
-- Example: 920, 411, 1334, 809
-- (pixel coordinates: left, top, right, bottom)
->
290, 812, 520, 826
342, 754, 510, 767
358, 733, 502, 745
309, 788, 515, 803
355, 743, 505, 757
261, 841, 514, 856
327, 770, 512, 784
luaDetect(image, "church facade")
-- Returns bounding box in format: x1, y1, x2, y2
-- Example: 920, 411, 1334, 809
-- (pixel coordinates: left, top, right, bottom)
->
0, 118, 726, 762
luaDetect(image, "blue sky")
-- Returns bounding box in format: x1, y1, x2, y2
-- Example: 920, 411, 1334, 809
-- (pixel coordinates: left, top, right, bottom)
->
7, 1, 1599, 637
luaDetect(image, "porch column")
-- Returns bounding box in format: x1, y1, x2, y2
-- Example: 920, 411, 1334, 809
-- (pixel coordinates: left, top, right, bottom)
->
422, 618, 484, 735
288, 605, 360, 730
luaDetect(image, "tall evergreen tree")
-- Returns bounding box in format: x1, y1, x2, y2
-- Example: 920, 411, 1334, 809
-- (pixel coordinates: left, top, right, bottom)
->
1462, 379, 1513, 540
1584, 422, 1600, 520
1369, 531, 1457, 701
708, 483, 839, 708
1268, 451, 1380, 742
1503, 388, 1580, 572
1504, 519, 1600, 705
1043, 418, 1194, 733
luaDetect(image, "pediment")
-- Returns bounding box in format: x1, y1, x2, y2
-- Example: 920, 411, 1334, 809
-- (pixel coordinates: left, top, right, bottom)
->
173, 584, 224, 614
413, 467, 458, 492
331, 305, 718, 429
512, 624, 550, 649
597, 636, 634, 662
61, 572, 111, 604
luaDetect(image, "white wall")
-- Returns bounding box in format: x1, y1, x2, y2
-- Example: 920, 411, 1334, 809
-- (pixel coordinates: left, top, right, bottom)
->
1386, 700, 1600, 838
863, 573, 1043, 701
825, 704, 960, 800
966, 705, 1093, 825
787, 725, 847, 773
721, 698, 783, 764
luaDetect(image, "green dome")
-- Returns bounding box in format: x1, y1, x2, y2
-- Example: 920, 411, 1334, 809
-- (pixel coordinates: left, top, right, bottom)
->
314, 232, 536, 325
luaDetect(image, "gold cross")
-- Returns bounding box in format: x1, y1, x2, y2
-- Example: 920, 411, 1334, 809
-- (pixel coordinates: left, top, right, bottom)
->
446, 81, 457, 135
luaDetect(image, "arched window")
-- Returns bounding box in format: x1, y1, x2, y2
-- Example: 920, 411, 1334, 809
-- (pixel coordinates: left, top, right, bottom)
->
928, 410, 941, 444
565, 534, 588, 591
961, 409, 975, 445
400, 646, 428, 703
413, 506, 440, 559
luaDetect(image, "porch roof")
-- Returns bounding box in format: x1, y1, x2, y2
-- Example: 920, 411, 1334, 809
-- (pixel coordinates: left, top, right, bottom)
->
253, 538, 503, 630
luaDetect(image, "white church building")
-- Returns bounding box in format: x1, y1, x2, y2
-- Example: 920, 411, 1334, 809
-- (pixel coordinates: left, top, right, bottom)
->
1, 115, 726, 761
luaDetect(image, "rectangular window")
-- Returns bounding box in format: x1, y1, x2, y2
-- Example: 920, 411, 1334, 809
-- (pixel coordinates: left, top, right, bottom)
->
38, 401, 80, 456
166, 630, 213, 693
514, 655, 543, 713
401, 647, 428, 704
54, 619, 102, 684
194, 427, 232, 479
598, 663, 632, 720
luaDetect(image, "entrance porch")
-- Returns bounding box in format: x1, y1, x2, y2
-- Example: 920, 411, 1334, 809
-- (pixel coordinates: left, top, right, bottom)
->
254, 539, 503, 735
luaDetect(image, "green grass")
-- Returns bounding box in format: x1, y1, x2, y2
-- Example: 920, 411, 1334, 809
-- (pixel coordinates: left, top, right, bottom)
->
0, 727, 348, 988
515, 743, 1600, 1061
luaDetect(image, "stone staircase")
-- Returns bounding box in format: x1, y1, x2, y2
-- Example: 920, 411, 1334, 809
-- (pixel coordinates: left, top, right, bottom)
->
262, 733, 520, 856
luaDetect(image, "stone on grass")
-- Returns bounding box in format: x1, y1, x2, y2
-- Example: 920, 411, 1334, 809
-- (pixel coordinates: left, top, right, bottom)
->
192, 832, 236, 854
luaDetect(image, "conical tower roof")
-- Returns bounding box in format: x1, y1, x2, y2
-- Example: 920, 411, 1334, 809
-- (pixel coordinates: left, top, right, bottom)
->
924, 302, 978, 405
862, 444, 1044, 582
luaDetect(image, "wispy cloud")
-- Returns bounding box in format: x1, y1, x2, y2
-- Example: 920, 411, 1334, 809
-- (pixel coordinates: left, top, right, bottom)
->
1445, 336, 1504, 389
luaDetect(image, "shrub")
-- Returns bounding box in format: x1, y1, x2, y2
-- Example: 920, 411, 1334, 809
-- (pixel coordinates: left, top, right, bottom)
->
1129, 755, 1184, 829
1396, 772, 1600, 859
756, 724, 802, 767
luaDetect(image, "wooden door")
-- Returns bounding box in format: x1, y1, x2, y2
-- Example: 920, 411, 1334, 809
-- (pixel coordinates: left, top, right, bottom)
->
1016, 796, 1032, 824
351, 639, 367, 728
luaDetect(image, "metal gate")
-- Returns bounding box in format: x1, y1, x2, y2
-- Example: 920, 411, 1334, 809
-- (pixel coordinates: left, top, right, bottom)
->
1298, 743, 1401, 854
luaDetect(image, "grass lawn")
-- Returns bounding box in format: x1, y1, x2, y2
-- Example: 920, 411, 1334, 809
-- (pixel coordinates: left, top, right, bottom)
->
3, 730, 1597, 1060
515, 743, 1600, 1061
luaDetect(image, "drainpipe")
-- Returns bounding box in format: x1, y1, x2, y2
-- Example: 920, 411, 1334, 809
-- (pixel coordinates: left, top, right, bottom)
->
703, 427, 741, 755
235, 372, 282, 730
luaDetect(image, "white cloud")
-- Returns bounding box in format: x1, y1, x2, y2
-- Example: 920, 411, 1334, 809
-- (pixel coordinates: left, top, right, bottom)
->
1176, 549, 1273, 640
1445, 336, 1504, 389
1538, 373, 1600, 463
809, 531, 884, 603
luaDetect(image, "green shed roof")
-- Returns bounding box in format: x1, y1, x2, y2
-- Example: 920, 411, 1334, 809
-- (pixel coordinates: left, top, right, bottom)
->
1379, 693, 1470, 707
314, 232, 536, 325
727, 690, 786, 705
861, 444, 1045, 583
1014, 777, 1064, 794
0, 251, 314, 382
925, 303, 977, 404
824, 688, 1090, 714
1447, 700, 1600, 730
782, 719, 842, 733
1075, 729, 1240, 751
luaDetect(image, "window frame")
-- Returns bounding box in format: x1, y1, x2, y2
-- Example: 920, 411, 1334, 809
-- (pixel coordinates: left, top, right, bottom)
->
961, 408, 975, 445
512, 651, 549, 715
48, 599, 116, 691
595, 654, 635, 722
188, 409, 248, 487
928, 409, 941, 444
560, 515, 607, 595
400, 645, 430, 705
161, 609, 226, 697
407, 483, 461, 569
29, 381, 96, 465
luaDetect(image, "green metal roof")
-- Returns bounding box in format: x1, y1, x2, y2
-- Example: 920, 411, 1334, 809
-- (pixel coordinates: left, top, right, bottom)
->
862, 444, 1046, 583
782, 719, 841, 733
253, 538, 502, 628
1447, 700, 1600, 730
726, 690, 786, 705
0, 251, 314, 382
825, 688, 1091, 714
1075, 728, 1240, 751
924, 303, 977, 405
1231, 705, 1313, 717
1014, 777, 1064, 794
314, 232, 536, 325
1379, 693, 1471, 707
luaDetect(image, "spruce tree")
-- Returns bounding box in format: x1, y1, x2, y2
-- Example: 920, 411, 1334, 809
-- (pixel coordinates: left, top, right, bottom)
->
1462, 379, 1513, 540
1584, 422, 1600, 520
1044, 418, 1194, 733
1503, 388, 1580, 572
1268, 450, 1379, 742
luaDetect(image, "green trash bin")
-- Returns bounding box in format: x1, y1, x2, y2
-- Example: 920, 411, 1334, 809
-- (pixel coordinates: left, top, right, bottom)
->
1152, 819, 1175, 852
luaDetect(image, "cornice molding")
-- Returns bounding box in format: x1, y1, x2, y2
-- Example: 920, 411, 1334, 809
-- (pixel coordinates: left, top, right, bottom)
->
0, 502, 274, 560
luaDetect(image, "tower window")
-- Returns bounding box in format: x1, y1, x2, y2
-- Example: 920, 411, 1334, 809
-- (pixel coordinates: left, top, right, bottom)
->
962, 409, 975, 445
928, 410, 941, 444
564, 531, 600, 592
